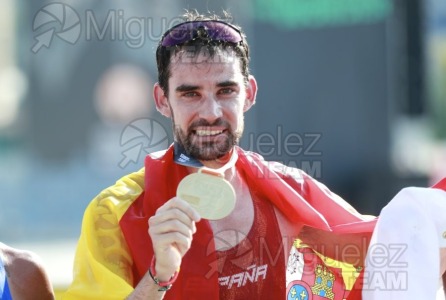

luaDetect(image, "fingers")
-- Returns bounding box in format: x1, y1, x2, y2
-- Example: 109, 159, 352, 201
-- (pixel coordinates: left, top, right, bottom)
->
148, 197, 201, 278
153, 197, 201, 229
157, 197, 201, 222
149, 219, 194, 256
150, 232, 191, 256
148, 197, 201, 256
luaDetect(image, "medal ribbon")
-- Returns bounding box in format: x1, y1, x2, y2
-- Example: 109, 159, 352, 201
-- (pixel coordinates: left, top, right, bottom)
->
173, 141, 239, 176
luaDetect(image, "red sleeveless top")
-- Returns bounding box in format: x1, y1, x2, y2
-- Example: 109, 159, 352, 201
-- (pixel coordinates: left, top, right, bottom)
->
216, 186, 286, 299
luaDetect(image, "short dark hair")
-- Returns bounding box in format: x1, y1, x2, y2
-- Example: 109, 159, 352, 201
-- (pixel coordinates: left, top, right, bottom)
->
155, 11, 250, 96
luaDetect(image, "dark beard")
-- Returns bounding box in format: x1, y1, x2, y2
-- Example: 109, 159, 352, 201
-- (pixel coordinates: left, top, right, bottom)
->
174, 118, 242, 161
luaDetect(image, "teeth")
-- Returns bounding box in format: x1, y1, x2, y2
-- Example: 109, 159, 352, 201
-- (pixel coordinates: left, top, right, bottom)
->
196, 129, 223, 136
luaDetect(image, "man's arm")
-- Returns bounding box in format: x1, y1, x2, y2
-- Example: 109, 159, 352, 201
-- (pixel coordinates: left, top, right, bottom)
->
126, 197, 200, 299
125, 273, 167, 300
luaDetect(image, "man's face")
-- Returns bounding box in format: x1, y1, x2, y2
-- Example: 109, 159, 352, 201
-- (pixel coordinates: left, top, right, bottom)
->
155, 48, 257, 161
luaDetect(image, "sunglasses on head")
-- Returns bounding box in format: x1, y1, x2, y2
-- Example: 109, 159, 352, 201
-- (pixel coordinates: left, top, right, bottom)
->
160, 20, 243, 47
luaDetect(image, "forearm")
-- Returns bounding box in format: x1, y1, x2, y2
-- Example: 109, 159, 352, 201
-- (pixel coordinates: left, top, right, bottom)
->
129, 197, 199, 299
126, 271, 166, 300
126, 258, 179, 300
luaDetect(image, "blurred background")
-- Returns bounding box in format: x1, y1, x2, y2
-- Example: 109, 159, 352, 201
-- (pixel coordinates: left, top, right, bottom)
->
0, 0, 445, 297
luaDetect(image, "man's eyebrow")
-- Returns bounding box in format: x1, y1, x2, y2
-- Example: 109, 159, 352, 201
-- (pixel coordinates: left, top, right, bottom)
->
175, 84, 200, 93
217, 80, 239, 87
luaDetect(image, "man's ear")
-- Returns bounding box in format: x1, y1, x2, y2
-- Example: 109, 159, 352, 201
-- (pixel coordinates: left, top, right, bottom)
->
243, 75, 258, 112
153, 83, 171, 118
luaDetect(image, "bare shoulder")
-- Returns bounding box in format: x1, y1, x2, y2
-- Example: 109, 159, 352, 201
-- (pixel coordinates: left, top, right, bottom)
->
0, 243, 55, 300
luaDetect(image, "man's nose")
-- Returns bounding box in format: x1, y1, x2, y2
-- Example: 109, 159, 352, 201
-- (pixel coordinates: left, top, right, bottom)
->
198, 97, 223, 122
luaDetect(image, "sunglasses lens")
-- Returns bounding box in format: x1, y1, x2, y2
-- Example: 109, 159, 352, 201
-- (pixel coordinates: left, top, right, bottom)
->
161, 21, 242, 47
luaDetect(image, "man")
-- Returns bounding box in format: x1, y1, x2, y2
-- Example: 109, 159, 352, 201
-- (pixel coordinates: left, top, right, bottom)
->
63, 11, 427, 300
0, 243, 54, 300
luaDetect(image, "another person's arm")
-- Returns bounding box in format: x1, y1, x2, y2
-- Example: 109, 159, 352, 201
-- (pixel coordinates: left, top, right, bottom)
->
1, 243, 55, 300
443, 272, 446, 298
443, 249, 446, 298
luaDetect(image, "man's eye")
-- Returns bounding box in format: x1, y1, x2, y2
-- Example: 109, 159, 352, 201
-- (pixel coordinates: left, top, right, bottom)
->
183, 92, 198, 97
219, 88, 234, 94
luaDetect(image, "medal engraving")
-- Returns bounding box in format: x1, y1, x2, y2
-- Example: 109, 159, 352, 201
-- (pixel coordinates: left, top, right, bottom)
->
177, 172, 236, 220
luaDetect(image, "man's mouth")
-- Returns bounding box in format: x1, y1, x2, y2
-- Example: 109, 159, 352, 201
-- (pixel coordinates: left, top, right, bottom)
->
194, 129, 225, 136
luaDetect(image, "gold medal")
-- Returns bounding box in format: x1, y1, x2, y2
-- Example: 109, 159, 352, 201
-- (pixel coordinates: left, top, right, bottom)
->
177, 169, 236, 220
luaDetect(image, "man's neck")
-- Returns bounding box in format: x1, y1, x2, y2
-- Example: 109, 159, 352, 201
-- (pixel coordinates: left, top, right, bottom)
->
187, 162, 237, 182
182, 149, 236, 181
198, 159, 227, 170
